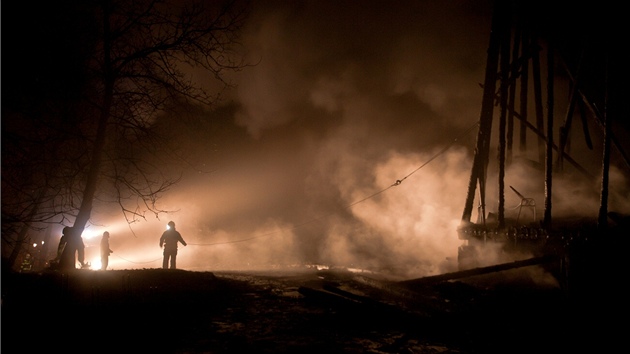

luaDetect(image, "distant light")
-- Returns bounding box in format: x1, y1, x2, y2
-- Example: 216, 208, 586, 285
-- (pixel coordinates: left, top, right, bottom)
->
82, 230, 99, 240
92, 258, 102, 271
32, 243, 37, 248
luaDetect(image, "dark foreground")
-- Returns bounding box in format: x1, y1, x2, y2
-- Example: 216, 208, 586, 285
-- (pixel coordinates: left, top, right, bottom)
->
1, 266, 624, 353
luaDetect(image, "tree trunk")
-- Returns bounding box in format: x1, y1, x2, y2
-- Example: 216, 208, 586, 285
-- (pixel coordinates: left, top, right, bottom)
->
72, 2, 114, 234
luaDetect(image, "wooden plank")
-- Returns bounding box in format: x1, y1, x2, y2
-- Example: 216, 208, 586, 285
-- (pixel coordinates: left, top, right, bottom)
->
398, 255, 558, 288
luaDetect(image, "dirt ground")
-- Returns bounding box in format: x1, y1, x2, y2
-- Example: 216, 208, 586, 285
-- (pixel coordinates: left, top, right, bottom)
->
1, 265, 623, 353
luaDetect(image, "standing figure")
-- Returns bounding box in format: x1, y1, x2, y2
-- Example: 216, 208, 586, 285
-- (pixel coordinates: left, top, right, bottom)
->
100, 231, 113, 270
159, 221, 187, 269
58, 226, 87, 270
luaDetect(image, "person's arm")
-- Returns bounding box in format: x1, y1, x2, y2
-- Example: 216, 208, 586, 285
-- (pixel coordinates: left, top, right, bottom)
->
179, 233, 187, 246
159, 234, 164, 248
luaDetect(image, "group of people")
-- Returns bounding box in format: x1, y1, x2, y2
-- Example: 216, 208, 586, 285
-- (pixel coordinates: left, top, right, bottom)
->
53, 220, 187, 271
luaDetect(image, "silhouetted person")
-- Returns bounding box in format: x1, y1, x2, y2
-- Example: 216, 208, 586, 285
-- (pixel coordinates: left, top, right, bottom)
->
20, 253, 33, 272
57, 226, 87, 270
159, 221, 187, 269
100, 231, 113, 270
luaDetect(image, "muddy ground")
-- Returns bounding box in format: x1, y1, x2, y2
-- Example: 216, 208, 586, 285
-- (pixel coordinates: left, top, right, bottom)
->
1, 265, 623, 353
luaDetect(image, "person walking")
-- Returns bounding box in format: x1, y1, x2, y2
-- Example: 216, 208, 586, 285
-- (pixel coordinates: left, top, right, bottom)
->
159, 221, 187, 269
100, 231, 113, 270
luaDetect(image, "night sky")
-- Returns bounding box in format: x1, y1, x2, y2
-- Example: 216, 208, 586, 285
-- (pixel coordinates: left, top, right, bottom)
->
3, 1, 628, 278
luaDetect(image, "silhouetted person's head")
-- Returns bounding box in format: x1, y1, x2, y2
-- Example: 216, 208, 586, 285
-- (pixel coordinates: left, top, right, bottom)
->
168, 221, 175, 230
103, 231, 110, 238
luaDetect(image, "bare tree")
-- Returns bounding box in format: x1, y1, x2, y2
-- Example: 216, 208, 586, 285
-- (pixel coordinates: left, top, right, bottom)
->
2, 0, 249, 269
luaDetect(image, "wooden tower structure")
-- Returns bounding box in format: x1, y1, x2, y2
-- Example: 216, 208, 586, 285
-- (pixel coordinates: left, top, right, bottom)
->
456, 1, 628, 295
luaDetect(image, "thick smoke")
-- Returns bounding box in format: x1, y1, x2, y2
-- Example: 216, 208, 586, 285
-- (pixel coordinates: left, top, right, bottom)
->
69, 1, 628, 281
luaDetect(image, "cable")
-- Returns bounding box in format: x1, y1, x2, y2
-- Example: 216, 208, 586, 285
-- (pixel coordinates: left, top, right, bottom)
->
348, 122, 479, 208
112, 252, 161, 264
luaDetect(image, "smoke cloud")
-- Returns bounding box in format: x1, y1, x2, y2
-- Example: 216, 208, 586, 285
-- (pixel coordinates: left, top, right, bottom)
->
67, 0, 628, 281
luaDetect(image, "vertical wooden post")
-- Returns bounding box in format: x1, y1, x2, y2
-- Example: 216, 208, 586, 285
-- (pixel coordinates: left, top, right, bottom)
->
597, 50, 611, 230
461, 0, 510, 224
543, 39, 554, 228
497, 7, 512, 229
